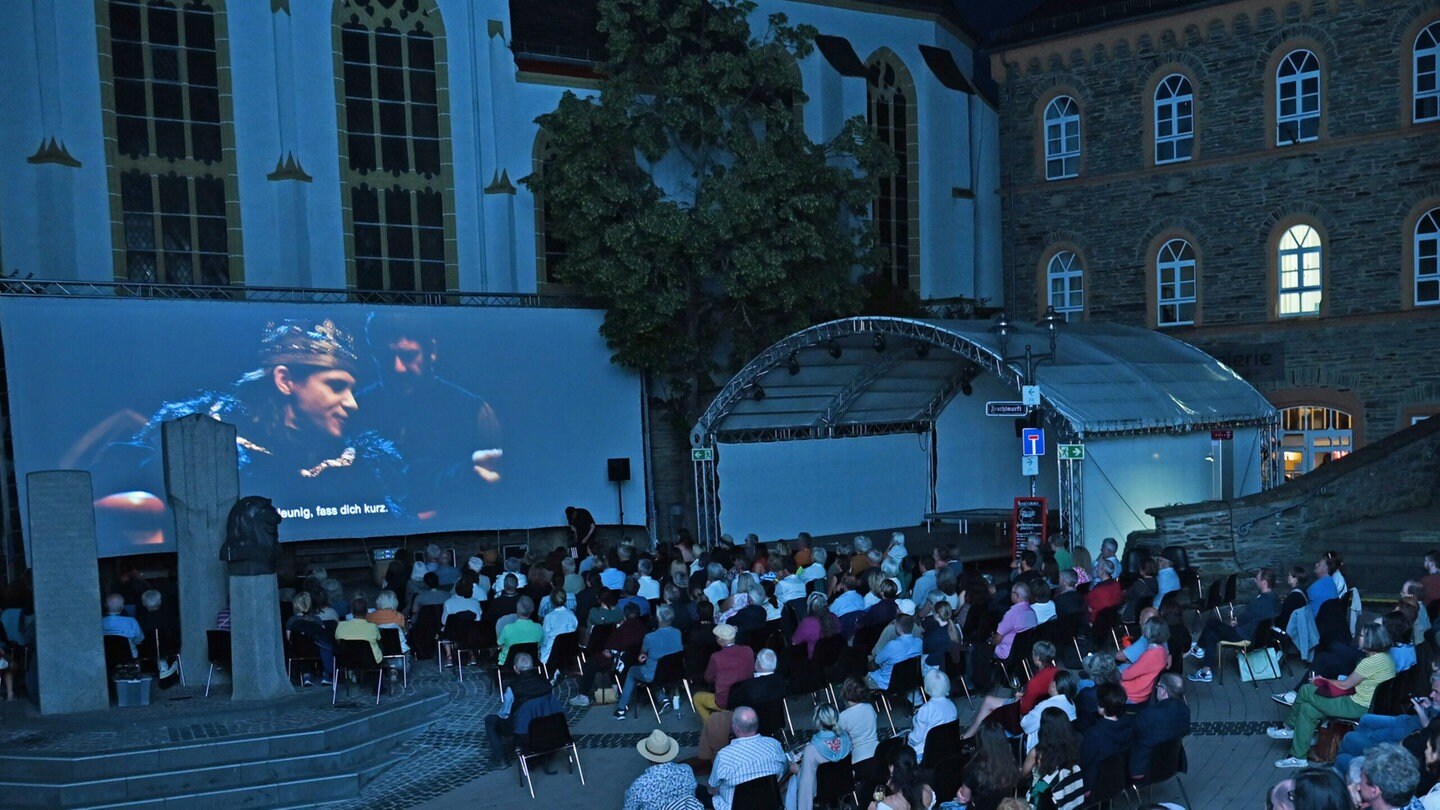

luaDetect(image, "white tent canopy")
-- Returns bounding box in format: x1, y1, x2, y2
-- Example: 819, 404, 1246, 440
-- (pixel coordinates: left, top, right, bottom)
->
691, 316, 1279, 546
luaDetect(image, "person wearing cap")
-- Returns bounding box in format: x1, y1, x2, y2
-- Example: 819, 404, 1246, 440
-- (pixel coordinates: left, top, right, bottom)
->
692, 623, 756, 725
623, 730, 701, 810
867, 614, 922, 690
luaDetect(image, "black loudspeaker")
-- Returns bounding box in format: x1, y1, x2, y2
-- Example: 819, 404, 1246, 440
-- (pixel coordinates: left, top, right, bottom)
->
607, 458, 631, 482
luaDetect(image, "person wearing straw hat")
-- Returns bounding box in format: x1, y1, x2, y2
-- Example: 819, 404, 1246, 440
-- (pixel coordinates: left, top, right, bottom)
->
623, 730, 703, 810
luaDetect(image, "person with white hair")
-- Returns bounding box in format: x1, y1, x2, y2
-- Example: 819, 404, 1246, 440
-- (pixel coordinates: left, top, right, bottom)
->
851, 536, 875, 577
907, 669, 958, 760
801, 547, 828, 583
704, 562, 731, 608
886, 531, 908, 563
494, 556, 528, 596
101, 593, 144, 657
636, 558, 661, 600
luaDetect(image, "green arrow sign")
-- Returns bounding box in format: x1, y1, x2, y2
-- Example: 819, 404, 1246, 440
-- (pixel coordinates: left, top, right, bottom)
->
692, 448, 715, 462
1058, 444, 1085, 460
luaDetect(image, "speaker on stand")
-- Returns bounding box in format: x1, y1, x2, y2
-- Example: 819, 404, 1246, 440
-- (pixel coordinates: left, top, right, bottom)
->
608, 458, 631, 527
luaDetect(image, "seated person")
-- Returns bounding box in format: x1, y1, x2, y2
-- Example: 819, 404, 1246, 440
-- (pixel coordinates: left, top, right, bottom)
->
1187, 568, 1279, 683
1270, 623, 1396, 769
866, 614, 922, 690
407, 572, 448, 618
963, 640, 1060, 740
1085, 560, 1124, 624
1119, 617, 1171, 704
335, 597, 382, 664
1021, 670, 1079, 752
1115, 607, 1159, 673
1053, 570, 1086, 621
636, 559, 662, 601
691, 623, 754, 726
441, 579, 483, 631
697, 649, 788, 763
285, 591, 333, 685
482, 652, 553, 765
706, 707, 790, 810
1129, 673, 1189, 780
993, 582, 1038, 662
786, 703, 852, 810
1080, 682, 1135, 788
101, 593, 144, 658
618, 576, 651, 617
366, 589, 409, 654
1336, 670, 1440, 775
575, 602, 647, 700
539, 588, 578, 669
613, 604, 683, 720
908, 670, 959, 761
496, 596, 543, 666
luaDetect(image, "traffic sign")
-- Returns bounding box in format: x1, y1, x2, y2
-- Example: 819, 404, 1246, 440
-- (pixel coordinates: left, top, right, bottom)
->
1021, 456, 1039, 476
1021, 428, 1045, 456
1058, 444, 1085, 460
1022, 385, 1041, 406
1211, 429, 1234, 440
985, 401, 1028, 417
691, 448, 714, 462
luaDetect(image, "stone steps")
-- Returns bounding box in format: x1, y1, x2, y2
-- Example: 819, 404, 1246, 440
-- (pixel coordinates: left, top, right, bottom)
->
0, 692, 446, 809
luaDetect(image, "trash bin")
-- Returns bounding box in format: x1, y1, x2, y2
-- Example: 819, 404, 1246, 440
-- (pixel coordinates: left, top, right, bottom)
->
115, 676, 153, 707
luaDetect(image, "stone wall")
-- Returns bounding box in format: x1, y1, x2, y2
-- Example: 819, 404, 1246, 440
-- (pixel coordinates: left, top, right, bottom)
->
1136, 412, 1440, 578
993, 0, 1440, 441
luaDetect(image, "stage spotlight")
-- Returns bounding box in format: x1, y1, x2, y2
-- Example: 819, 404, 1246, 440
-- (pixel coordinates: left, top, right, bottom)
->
826, 339, 842, 359
873, 334, 886, 353
961, 381, 973, 397
914, 342, 930, 359
753, 385, 766, 401
786, 352, 800, 376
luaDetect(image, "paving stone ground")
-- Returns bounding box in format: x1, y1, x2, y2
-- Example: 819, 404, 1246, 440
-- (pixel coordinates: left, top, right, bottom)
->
0, 642, 1329, 809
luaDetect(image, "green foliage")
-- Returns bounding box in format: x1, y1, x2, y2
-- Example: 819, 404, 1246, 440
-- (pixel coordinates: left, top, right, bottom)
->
524, 0, 892, 419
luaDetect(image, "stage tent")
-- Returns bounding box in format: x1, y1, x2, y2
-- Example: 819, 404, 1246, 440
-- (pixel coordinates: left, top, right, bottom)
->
690, 316, 1279, 552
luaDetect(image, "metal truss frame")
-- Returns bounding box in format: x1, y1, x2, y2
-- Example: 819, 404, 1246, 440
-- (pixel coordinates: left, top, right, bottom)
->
0, 278, 594, 309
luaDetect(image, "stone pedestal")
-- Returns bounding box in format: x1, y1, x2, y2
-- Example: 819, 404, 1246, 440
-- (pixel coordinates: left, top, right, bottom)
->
228, 574, 295, 701
28, 471, 109, 715
162, 415, 237, 685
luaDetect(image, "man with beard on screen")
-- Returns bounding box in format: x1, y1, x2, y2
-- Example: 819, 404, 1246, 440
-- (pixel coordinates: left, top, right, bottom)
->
96, 318, 406, 524
357, 312, 502, 520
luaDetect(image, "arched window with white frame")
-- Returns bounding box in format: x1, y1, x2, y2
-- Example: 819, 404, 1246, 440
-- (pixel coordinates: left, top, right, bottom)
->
1046, 251, 1083, 320
1276, 49, 1320, 144
1043, 96, 1080, 180
1154, 74, 1194, 164
1156, 239, 1197, 326
1278, 224, 1322, 316
1417, 207, 1440, 306
1417, 22, 1440, 123
1281, 405, 1352, 479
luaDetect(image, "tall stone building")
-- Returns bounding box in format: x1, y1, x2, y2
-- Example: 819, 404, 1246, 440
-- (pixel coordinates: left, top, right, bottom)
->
989, 0, 1440, 480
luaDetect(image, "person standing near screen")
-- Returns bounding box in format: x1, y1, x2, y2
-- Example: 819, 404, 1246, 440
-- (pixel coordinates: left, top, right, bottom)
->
567, 506, 596, 561
357, 313, 503, 520
98, 319, 406, 519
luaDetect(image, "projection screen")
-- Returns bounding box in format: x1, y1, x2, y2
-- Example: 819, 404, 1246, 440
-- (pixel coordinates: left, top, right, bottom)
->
0, 297, 645, 558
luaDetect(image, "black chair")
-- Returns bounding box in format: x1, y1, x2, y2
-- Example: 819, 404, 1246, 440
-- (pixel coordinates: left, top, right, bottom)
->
813, 756, 858, 809
411, 604, 443, 662
785, 642, 831, 702
144, 627, 184, 685
378, 626, 409, 688
516, 713, 586, 798
545, 631, 583, 683
929, 755, 966, 806
1090, 606, 1123, 650
1136, 738, 1191, 807
1200, 579, 1224, 613
872, 656, 923, 735
920, 720, 962, 770
862, 737, 910, 799
631, 651, 686, 722
847, 623, 886, 674
438, 611, 478, 679
1050, 611, 1085, 665
333, 639, 386, 705
204, 629, 231, 697
103, 634, 137, 677
286, 631, 323, 683
732, 774, 782, 810
753, 695, 795, 744
1315, 599, 1351, 649
1082, 749, 1135, 809
999, 627, 1039, 684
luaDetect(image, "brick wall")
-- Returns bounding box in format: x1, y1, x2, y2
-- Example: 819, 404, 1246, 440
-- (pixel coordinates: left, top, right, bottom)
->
994, 0, 1440, 441
1136, 412, 1440, 579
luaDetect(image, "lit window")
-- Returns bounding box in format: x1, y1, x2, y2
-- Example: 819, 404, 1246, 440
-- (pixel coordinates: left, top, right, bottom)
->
1417, 22, 1440, 123
338, 1, 449, 293
104, 0, 234, 284
868, 56, 916, 290
1278, 224, 1322, 316
1044, 96, 1080, 180
1156, 239, 1196, 326
1046, 251, 1083, 320
1418, 208, 1440, 306
1154, 74, 1194, 164
1276, 50, 1320, 144
1280, 405, 1352, 479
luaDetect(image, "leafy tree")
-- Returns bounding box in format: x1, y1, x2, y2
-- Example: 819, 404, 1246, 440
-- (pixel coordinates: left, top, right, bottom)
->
525, 0, 892, 422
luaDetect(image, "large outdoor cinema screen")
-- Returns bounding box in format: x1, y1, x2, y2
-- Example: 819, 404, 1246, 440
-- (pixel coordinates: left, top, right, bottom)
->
0, 297, 645, 558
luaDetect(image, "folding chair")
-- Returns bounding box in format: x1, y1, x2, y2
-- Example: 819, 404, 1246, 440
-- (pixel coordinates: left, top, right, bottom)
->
920, 720, 962, 770
204, 629, 231, 697
1135, 738, 1191, 807
378, 626, 409, 688
1081, 748, 1136, 808
286, 631, 323, 683
872, 656, 922, 736
544, 631, 583, 685
732, 774, 782, 810
515, 713, 586, 799
814, 756, 858, 809
333, 639, 386, 705
103, 634, 137, 677
999, 627, 1039, 685
631, 651, 686, 722
753, 695, 796, 744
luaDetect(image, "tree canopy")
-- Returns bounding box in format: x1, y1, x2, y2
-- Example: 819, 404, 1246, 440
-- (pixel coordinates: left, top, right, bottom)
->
524, 0, 892, 420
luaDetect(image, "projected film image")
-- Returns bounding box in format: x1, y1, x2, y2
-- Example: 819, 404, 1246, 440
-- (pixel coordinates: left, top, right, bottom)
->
0, 299, 644, 557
